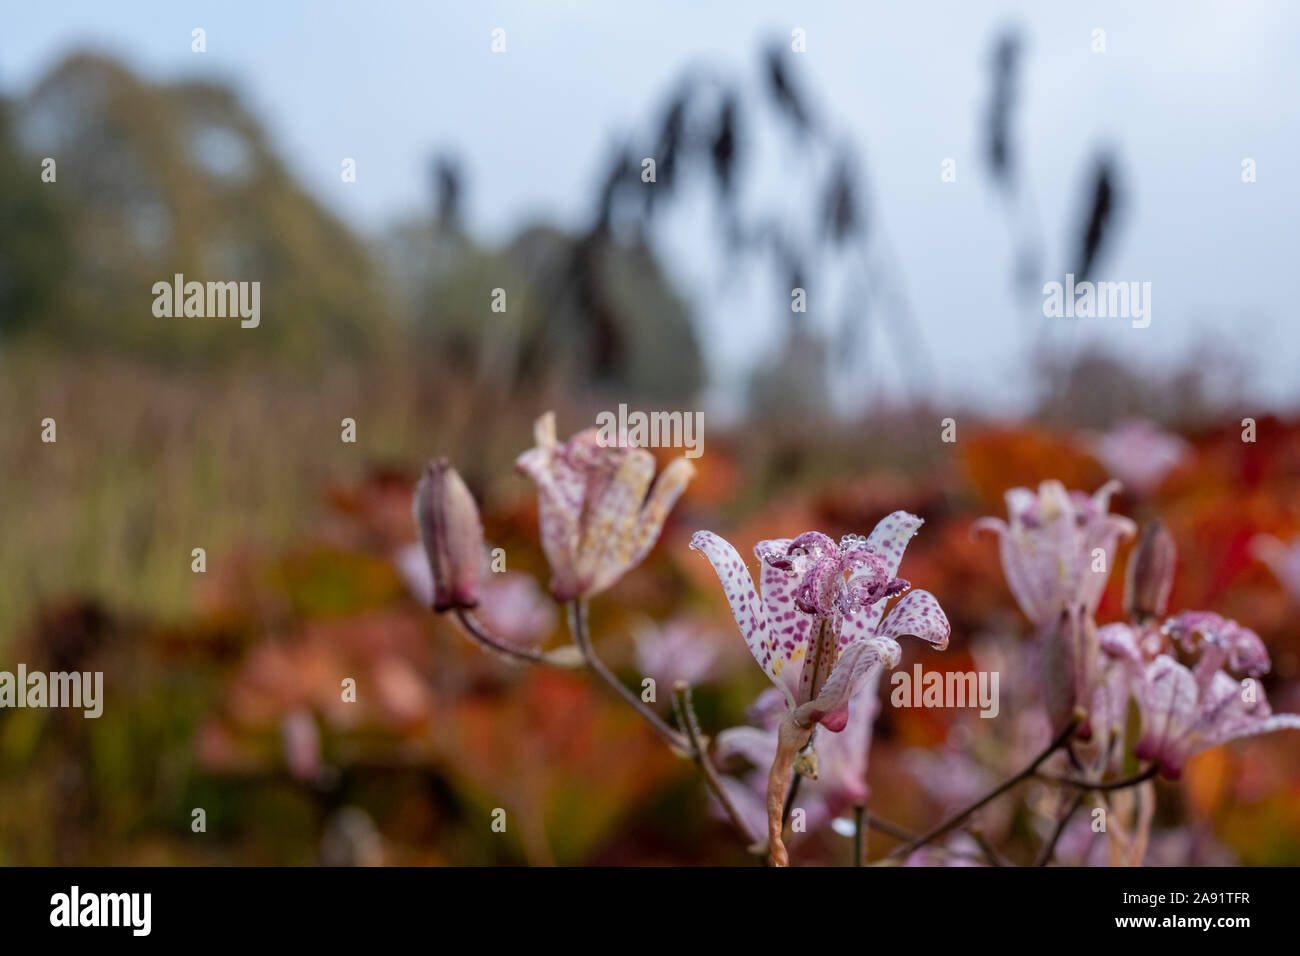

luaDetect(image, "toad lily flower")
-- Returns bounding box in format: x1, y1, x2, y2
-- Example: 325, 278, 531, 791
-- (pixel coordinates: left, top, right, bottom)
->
690, 511, 949, 865
1108, 612, 1300, 779
1132, 657, 1300, 780
974, 480, 1136, 633
515, 411, 695, 601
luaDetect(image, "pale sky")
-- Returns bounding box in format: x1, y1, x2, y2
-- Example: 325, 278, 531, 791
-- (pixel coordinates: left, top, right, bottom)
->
3, 1, 1297, 418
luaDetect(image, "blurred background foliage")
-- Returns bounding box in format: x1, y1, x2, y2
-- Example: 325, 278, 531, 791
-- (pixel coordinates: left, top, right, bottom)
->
1, 39, 1297, 865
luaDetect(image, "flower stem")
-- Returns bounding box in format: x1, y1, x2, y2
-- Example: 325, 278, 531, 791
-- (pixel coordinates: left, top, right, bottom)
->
453, 608, 560, 666
672, 681, 755, 847
781, 773, 803, 825
766, 715, 813, 867
1036, 764, 1158, 792
892, 717, 1080, 859
566, 601, 687, 751
1034, 791, 1085, 866
853, 805, 865, 867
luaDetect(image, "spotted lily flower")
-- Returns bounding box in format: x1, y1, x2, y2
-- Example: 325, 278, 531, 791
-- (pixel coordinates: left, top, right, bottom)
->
974, 480, 1136, 632
515, 412, 695, 601
1132, 657, 1300, 780
690, 511, 948, 865
690, 513, 948, 730
1104, 613, 1300, 779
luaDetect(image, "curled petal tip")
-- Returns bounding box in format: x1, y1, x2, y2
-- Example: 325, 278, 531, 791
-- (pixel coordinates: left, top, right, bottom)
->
532, 411, 557, 449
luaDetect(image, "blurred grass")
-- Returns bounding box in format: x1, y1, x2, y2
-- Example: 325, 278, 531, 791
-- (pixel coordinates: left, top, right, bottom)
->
0, 350, 447, 645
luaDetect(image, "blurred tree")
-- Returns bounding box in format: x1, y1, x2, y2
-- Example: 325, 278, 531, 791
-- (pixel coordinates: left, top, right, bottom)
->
0, 97, 69, 341
8, 53, 395, 362
381, 194, 705, 403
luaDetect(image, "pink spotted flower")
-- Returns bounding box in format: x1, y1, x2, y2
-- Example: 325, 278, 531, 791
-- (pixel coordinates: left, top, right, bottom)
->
1105, 612, 1300, 778
690, 510, 949, 865
515, 412, 694, 600
974, 480, 1136, 632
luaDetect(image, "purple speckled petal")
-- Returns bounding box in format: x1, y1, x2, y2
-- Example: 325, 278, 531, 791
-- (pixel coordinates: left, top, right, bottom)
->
865, 511, 924, 581
877, 589, 951, 650
754, 539, 816, 700
690, 531, 792, 702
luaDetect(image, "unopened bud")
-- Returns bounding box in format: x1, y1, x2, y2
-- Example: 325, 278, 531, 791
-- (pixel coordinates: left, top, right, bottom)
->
413, 459, 484, 611
1125, 521, 1176, 622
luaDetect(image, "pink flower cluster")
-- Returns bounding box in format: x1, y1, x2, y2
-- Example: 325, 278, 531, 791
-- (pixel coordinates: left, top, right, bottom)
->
407, 411, 1298, 867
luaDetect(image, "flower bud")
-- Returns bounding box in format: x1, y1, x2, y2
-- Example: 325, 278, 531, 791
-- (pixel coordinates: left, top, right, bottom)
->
413, 459, 484, 611
1125, 521, 1176, 623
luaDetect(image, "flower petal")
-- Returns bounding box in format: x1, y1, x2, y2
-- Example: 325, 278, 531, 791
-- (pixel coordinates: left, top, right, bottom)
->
866, 510, 924, 581
578, 447, 655, 593
1136, 655, 1198, 772
690, 531, 789, 699
1165, 611, 1271, 686
1203, 712, 1300, 750
794, 636, 901, 731
515, 431, 585, 599
625, 457, 696, 568
877, 589, 950, 650
715, 725, 778, 767
754, 540, 816, 701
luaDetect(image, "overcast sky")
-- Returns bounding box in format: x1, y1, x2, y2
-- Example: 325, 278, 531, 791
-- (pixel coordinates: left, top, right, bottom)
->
3, 1, 1297, 419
